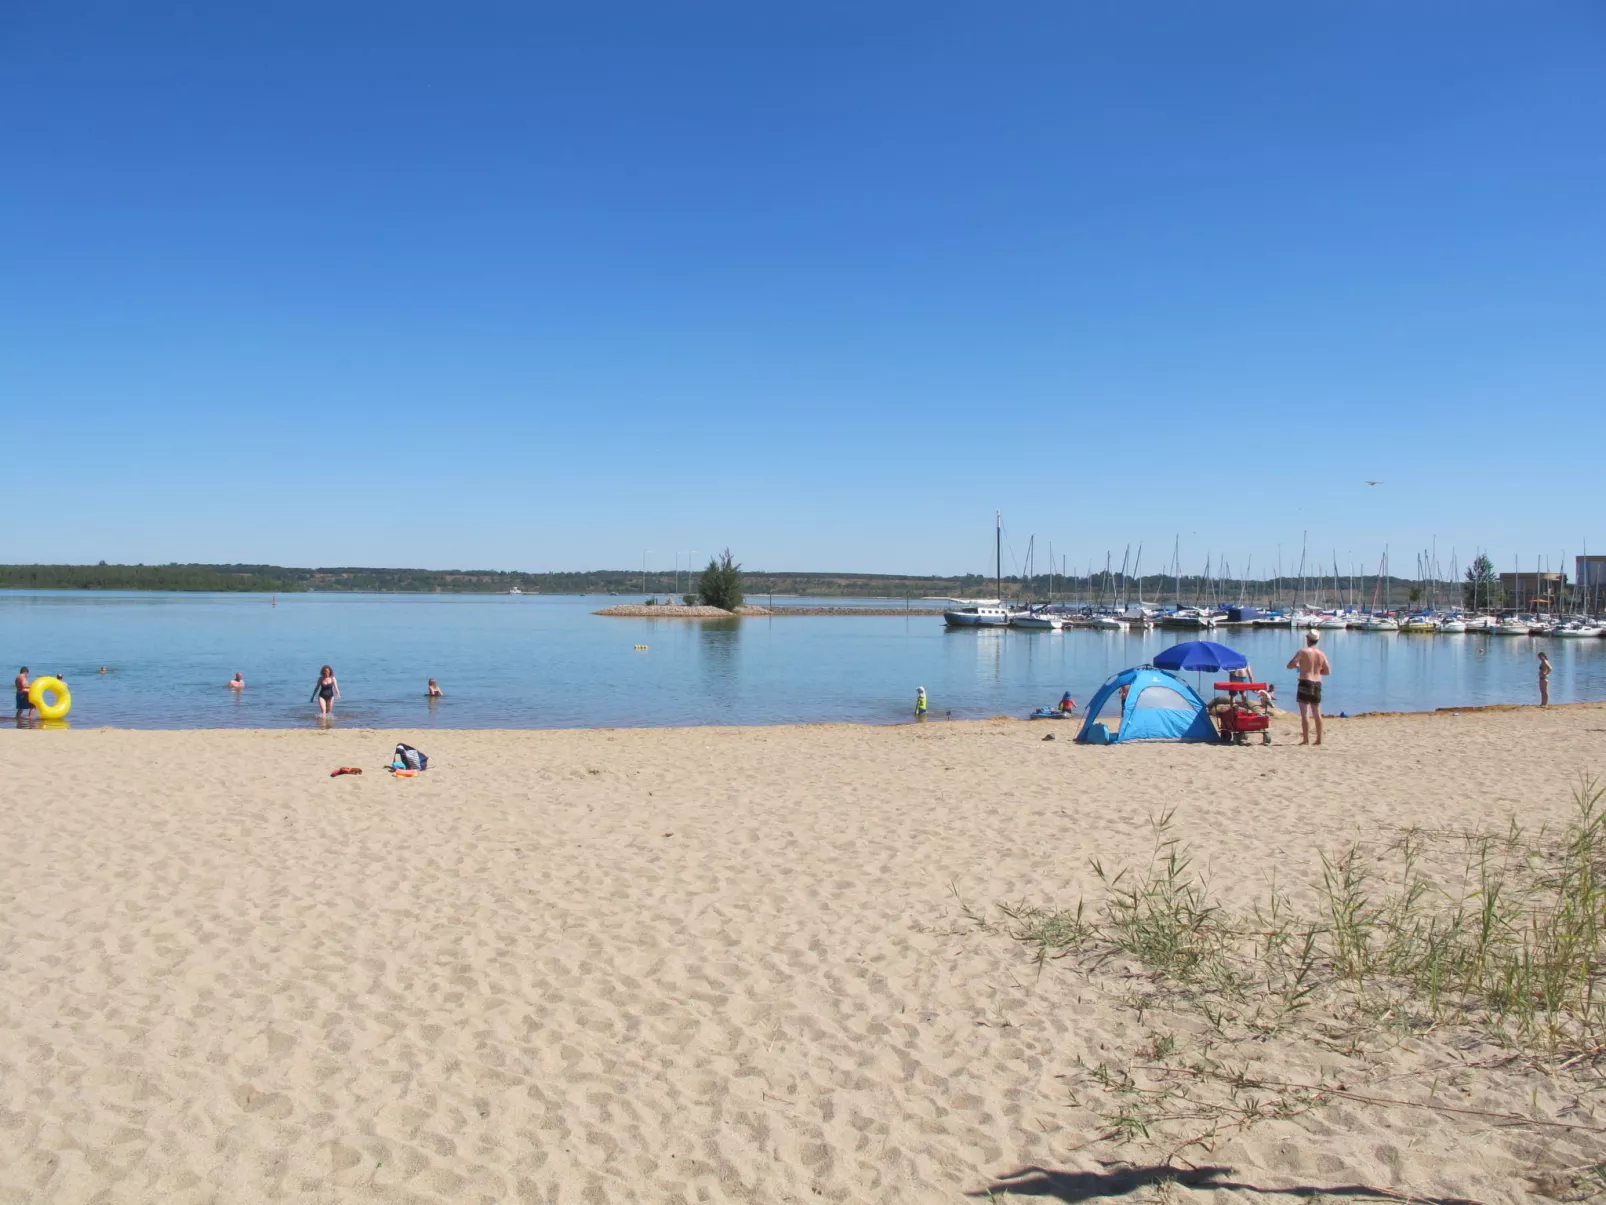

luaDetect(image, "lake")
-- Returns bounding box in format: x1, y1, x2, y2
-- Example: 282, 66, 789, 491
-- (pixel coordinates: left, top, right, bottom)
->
5, 591, 1604, 729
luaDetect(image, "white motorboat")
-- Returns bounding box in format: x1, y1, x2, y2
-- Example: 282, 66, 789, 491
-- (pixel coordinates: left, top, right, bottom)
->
1317, 614, 1350, 630
1011, 611, 1065, 630
1463, 615, 1498, 633
1359, 616, 1400, 632
1438, 618, 1468, 634
1553, 623, 1604, 638
1494, 617, 1533, 636
1289, 610, 1323, 629
1159, 608, 1219, 629
1082, 614, 1125, 630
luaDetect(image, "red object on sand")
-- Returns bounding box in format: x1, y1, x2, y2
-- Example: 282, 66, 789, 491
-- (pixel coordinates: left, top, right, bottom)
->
330, 766, 363, 777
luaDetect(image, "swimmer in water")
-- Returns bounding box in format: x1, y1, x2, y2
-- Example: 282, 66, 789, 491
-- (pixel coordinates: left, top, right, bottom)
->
427, 679, 444, 697
311, 665, 339, 715
228, 673, 245, 690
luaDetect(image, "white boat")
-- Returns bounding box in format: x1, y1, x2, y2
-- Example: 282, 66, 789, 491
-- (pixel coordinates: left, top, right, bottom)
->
1494, 617, 1533, 636
1463, 615, 1498, 633
1553, 623, 1604, 638
1359, 616, 1399, 632
1159, 608, 1219, 629
508, 586, 523, 595
1289, 610, 1323, 629
1438, 618, 1468, 633
944, 604, 1011, 628
1082, 614, 1125, 630
1011, 611, 1065, 630
1317, 614, 1350, 630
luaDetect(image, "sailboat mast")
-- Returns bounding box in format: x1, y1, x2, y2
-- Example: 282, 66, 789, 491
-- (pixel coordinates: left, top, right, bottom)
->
1297, 532, 1307, 612
995, 511, 1002, 603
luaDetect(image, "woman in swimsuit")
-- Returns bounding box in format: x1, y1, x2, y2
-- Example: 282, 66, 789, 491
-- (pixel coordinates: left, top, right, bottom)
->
427, 679, 444, 698
311, 665, 340, 715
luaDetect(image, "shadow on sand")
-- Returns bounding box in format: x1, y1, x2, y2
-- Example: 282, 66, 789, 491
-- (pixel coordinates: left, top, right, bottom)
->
970, 1163, 1485, 1204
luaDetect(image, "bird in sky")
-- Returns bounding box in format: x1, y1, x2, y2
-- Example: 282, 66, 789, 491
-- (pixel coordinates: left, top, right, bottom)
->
1364, 480, 1383, 486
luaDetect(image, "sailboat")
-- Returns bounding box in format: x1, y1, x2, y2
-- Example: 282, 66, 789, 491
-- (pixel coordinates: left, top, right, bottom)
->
1358, 549, 1398, 631
945, 513, 1012, 627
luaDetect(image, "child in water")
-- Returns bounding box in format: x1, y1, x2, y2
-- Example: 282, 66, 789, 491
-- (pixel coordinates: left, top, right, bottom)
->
915, 687, 928, 719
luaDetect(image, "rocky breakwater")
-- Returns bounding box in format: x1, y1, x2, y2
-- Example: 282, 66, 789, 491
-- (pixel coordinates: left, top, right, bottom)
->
593, 604, 766, 618
595, 604, 947, 617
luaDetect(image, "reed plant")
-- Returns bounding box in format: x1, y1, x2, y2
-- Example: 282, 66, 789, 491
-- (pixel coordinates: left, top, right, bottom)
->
997, 778, 1606, 1173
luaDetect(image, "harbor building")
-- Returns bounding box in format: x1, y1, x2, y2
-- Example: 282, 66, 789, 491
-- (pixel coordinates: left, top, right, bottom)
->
1499, 571, 1566, 611
1577, 556, 1606, 590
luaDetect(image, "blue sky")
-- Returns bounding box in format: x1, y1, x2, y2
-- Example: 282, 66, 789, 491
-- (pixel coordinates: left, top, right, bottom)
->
3, 2, 1602, 579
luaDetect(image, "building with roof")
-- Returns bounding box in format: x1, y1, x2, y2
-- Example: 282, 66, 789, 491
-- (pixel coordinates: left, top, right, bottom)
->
1499, 571, 1566, 611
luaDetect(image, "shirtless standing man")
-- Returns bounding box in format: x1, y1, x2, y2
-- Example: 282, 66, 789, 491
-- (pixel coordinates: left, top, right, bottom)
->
1287, 631, 1332, 745
15, 666, 34, 720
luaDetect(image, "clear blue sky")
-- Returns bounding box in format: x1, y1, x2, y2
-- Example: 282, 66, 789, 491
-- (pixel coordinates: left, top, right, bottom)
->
4, 2, 1601, 579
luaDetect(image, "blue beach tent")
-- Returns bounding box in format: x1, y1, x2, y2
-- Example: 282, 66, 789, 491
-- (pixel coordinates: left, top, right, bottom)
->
1076, 666, 1218, 745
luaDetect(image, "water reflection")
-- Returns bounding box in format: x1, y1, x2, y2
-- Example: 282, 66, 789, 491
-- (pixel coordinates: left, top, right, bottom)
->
697, 618, 742, 701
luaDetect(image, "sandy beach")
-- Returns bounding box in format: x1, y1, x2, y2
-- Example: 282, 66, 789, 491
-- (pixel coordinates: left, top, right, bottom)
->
4, 707, 1605, 1203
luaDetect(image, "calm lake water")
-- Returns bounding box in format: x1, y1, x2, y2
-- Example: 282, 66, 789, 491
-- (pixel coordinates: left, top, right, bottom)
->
5, 591, 1605, 729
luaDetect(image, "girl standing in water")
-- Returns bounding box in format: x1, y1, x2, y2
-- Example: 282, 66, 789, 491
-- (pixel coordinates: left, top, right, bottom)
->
311, 665, 340, 715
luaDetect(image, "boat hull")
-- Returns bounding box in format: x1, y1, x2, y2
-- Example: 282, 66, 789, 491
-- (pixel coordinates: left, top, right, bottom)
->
944, 611, 1010, 628
1011, 616, 1063, 630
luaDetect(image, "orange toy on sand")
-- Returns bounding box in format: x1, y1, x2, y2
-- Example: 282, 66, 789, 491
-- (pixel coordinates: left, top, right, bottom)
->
330, 767, 363, 777
392, 768, 418, 778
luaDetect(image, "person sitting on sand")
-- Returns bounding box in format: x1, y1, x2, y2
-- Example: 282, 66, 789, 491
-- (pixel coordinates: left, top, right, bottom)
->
228, 673, 245, 690
427, 679, 444, 697
311, 665, 340, 715
15, 667, 33, 719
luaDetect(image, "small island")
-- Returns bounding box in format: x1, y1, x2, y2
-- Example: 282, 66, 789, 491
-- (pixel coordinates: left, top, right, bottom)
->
593, 603, 946, 617
593, 549, 945, 617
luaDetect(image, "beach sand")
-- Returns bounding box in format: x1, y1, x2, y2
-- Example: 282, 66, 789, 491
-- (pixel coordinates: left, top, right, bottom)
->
3, 707, 1604, 1203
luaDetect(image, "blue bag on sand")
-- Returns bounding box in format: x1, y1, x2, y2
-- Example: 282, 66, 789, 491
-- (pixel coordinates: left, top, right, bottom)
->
394, 743, 428, 771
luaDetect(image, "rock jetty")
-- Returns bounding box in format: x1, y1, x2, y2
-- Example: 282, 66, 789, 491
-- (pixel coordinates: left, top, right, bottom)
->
594, 604, 947, 618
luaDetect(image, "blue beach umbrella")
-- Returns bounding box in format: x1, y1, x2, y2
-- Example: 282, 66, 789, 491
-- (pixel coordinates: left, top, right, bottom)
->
1153, 641, 1248, 673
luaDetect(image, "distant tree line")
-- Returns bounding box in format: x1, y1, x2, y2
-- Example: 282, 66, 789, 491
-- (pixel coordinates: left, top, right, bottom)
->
0, 563, 302, 592
0, 562, 1512, 607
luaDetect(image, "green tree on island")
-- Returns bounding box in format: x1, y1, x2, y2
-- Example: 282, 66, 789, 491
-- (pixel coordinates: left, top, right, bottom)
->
1463, 553, 1502, 610
697, 549, 744, 611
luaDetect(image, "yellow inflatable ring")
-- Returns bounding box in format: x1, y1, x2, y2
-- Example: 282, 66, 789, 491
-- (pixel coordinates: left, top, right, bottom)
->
29, 676, 71, 721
